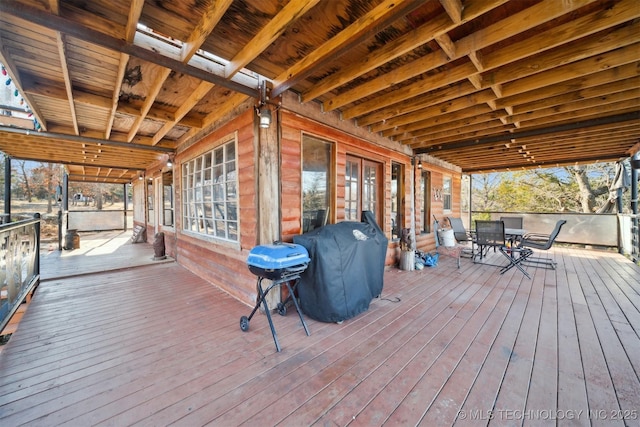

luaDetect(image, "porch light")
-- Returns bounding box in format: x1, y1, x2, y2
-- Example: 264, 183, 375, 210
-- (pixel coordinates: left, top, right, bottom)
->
259, 106, 272, 128
256, 79, 272, 129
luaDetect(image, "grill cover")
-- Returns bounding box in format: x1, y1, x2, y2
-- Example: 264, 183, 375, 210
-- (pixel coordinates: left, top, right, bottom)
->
293, 211, 387, 322
247, 242, 310, 280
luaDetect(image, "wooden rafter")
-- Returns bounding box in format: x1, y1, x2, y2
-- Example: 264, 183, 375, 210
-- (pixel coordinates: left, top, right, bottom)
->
271, 0, 426, 97
0, 0, 636, 176
333, 0, 600, 116
181, 0, 233, 63
106, 0, 144, 139
225, 0, 320, 79
0, 37, 47, 131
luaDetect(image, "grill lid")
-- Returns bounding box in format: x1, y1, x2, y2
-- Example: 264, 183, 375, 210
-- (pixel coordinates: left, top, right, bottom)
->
247, 242, 310, 270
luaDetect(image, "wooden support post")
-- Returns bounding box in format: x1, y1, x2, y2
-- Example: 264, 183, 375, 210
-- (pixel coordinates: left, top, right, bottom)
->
256, 91, 281, 311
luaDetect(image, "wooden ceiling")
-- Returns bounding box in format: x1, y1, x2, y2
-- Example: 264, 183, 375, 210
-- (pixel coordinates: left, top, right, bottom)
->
0, 0, 638, 183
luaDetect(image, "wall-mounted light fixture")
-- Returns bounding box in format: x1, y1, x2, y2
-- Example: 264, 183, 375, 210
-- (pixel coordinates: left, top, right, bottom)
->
256, 80, 272, 128
258, 106, 271, 128
411, 156, 423, 169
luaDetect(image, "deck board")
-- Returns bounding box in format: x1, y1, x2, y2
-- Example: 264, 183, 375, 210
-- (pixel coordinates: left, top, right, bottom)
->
1, 242, 639, 427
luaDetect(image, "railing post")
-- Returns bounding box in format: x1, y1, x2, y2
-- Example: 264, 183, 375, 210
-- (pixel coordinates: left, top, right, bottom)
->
57, 210, 62, 251
34, 213, 40, 275
4, 156, 10, 223
631, 157, 638, 262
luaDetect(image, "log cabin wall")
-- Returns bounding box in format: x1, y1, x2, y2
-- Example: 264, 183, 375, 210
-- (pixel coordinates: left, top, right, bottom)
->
132, 157, 179, 259
139, 96, 463, 306
413, 157, 463, 255
280, 109, 455, 268
172, 109, 259, 305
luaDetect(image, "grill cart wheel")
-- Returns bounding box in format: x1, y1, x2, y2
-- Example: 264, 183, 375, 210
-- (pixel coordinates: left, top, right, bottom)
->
240, 316, 249, 332
277, 302, 287, 316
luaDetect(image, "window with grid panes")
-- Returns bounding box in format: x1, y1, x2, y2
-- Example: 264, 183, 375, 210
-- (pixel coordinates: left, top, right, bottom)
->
182, 138, 238, 241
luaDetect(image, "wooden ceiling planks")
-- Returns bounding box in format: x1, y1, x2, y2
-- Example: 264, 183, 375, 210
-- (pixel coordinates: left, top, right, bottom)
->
0, 0, 636, 181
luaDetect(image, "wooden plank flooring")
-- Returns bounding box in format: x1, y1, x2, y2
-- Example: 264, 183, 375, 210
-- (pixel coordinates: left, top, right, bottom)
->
38, 230, 171, 281
0, 244, 639, 426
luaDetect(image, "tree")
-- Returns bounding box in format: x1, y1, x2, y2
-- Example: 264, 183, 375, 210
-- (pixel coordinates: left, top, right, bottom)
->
16, 160, 33, 202
472, 161, 631, 214
569, 164, 610, 213
471, 173, 501, 217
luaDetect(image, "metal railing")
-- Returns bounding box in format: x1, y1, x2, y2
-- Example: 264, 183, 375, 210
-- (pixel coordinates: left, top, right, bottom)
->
0, 214, 41, 333
619, 213, 639, 263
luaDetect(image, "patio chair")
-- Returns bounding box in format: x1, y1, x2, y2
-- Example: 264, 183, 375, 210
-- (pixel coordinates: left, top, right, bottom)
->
500, 216, 524, 244
518, 219, 566, 270
499, 216, 524, 229
446, 216, 475, 257
474, 220, 533, 278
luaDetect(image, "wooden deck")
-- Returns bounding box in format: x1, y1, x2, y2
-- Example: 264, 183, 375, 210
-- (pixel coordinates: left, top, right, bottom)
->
0, 239, 639, 426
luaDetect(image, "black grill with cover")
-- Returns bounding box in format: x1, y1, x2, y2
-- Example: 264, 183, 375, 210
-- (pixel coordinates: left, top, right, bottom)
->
293, 211, 388, 323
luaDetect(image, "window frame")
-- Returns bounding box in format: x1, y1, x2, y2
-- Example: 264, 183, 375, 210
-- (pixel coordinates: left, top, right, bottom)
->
421, 170, 431, 233
162, 170, 174, 228
345, 154, 383, 226
147, 179, 154, 226
301, 133, 334, 233
443, 175, 452, 212
181, 136, 239, 243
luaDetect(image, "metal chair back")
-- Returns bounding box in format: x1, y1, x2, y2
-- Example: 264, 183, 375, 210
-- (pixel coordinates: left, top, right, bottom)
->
475, 220, 506, 249
521, 219, 567, 250
447, 216, 472, 242
499, 216, 524, 229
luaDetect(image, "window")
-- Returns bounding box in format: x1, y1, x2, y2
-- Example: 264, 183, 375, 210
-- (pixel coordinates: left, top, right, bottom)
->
182, 138, 238, 241
147, 180, 154, 225
162, 170, 174, 227
346, 155, 382, 225
302, 135, 332, 232
443, 176, 452, 211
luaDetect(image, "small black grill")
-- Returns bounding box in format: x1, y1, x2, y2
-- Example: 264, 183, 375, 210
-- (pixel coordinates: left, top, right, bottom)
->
240, 242, 311, 352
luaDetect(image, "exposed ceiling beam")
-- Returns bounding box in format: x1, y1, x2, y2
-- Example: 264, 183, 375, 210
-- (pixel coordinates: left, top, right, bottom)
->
225, 0, 321, 79
0, 126, 174, 153
48, 0, 79, 136
462, 153, 633, 173
332, 0, 599, 116
310, 19, 456, 104
0, 1, 259, 99
416, 112, 640, 154
0, 38, 48, 131
106, 0, 144, 139
181, 0, 233, 63
271, 0, 426, 98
